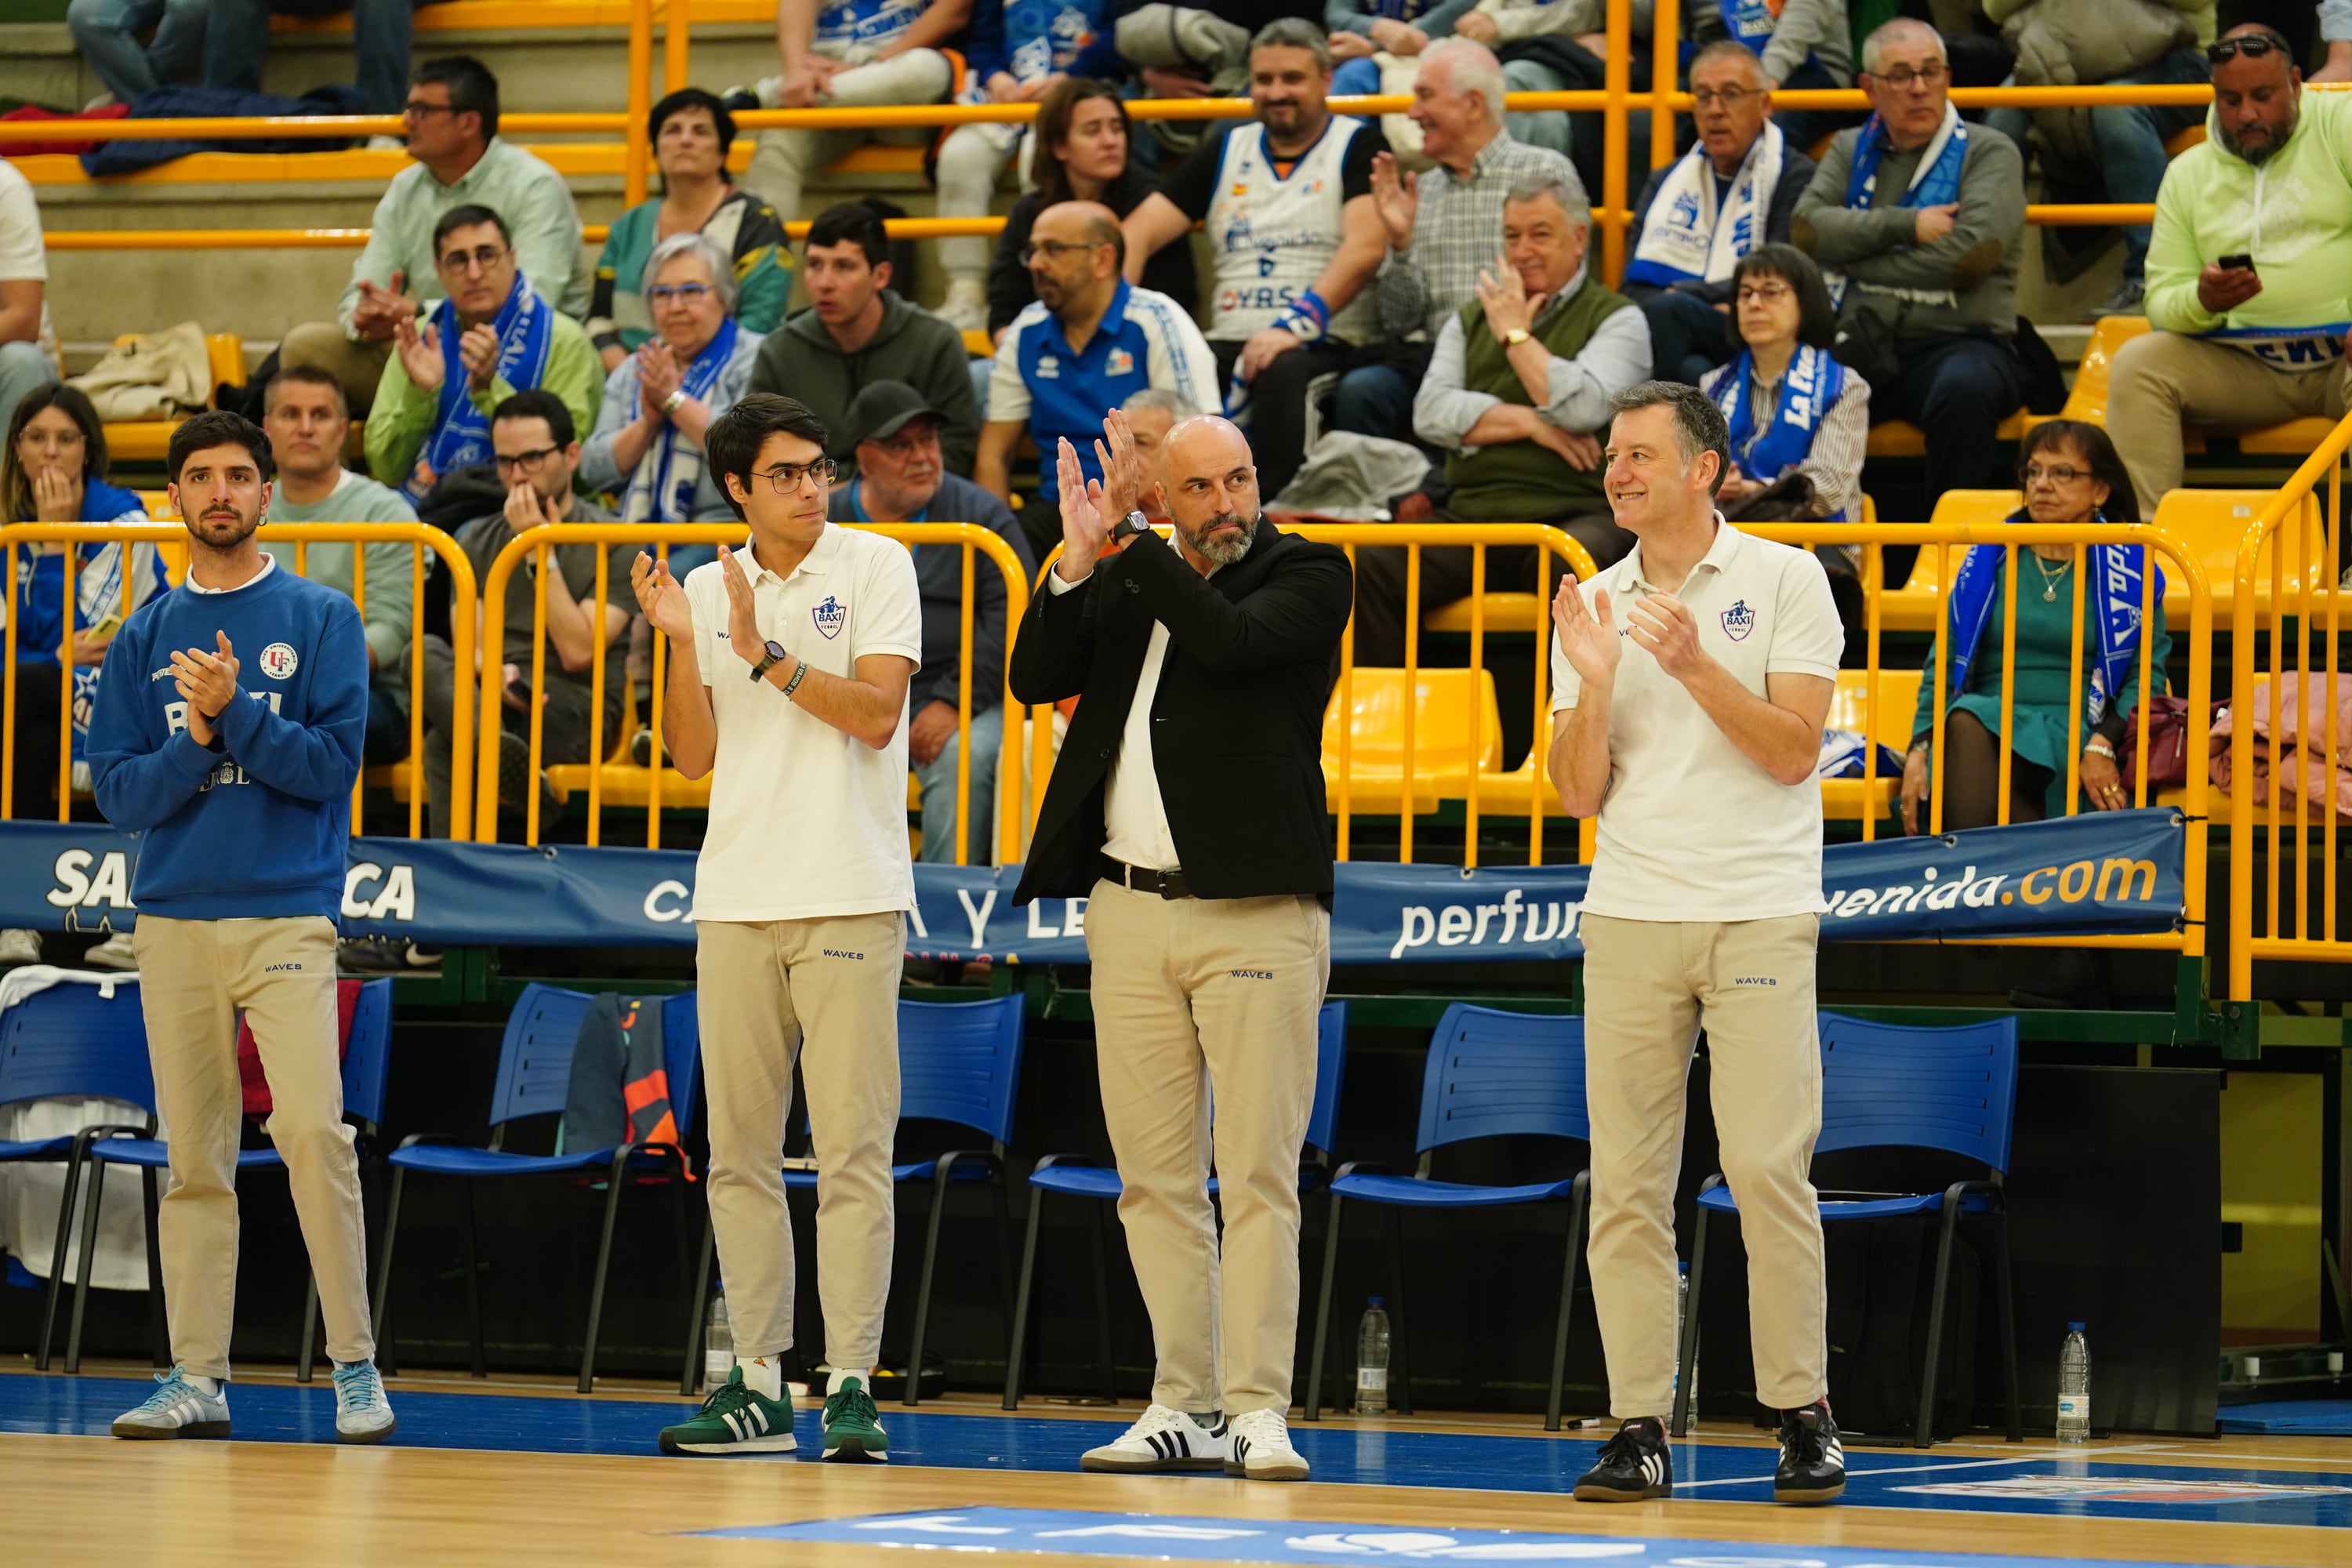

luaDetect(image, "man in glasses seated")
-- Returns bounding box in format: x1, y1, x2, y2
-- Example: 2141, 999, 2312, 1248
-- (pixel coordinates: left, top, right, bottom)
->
1791, 16, 2027, 515
280, 57, 587, 419
2108, 22, 2352, 517
417, 390, 635, 840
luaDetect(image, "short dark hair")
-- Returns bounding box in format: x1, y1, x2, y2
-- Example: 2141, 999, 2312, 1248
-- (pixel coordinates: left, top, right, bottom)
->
651, 85, 737, 161
432, 203, 511, 257
491, 389, 576, 447
1610, 380, 1730, 492
168, 411, 274, 485
414, 55, 500, 138
2, 383, 108, 521
262, 361, 349, 419
804, 201, 891, 270
706, 394, 830, 521
2017, 417, 2140, 524
1728, 243, 1838, 352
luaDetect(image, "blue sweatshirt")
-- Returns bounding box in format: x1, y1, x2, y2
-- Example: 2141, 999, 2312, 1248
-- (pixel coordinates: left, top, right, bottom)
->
85, 559, 368, 920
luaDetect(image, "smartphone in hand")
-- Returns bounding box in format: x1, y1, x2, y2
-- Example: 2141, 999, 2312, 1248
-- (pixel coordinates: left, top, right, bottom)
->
2218, 252, 2256, 273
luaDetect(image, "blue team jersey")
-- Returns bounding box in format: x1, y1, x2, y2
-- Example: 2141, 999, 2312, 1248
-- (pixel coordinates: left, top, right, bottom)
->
989, 280, 1217, 501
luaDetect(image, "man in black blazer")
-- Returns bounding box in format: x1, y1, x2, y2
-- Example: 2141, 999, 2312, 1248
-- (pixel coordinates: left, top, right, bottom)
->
1011, 410, 1352, 1483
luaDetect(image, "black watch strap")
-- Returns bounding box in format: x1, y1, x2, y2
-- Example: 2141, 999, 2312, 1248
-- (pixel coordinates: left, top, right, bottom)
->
750, 639, 788, 682
1109, 510, 1149, 542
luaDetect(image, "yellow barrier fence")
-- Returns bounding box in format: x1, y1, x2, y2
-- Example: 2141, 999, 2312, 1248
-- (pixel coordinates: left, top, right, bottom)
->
2, 521, 477, 840
474, 522, 1031, 861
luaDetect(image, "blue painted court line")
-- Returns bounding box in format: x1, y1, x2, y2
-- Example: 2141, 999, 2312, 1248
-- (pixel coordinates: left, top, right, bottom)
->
5, 1374, 2348, 1528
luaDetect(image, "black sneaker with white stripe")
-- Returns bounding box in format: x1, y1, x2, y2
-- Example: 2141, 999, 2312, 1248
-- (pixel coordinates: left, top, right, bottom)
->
1080, 1403, 1229, 1472
1572, 1416, 1672, 1501
1773, 1401, 1846, 1504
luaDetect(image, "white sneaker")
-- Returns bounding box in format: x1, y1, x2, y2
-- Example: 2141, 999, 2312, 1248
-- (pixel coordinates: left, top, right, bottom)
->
0, 928, 39, 967
111, 1367, 230, 1439
935, 280, 989, 336
332, 1359, 397, 1443
1079, 1403, 1229, 1472
81, 931, 138, 971
1225, 1406, 1308, 1481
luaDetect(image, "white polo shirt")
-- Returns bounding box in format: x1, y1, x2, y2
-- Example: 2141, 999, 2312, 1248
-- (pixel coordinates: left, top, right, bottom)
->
1552, 518, 1843, 922
688, 525, 924, 923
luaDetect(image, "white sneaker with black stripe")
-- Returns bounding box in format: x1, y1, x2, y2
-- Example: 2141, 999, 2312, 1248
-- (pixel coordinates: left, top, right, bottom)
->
1079, 1403, 1229, 1472
1225, 1407, 1309, 1481
111, 1367, 230, 1439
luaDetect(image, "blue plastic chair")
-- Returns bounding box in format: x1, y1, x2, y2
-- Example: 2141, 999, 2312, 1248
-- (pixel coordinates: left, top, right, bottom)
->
677, 993, 1025, 1405
67, 978, 394, 1381
370, 983, 702, 1392
0, 978, 158, 1373
1669, 1012, 2023, 1447
1303, 1004, 1590, 1430
1000, 1000, 1348, 1410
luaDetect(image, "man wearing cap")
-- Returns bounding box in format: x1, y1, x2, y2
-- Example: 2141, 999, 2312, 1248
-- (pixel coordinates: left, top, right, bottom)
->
829, 381, 1036, 866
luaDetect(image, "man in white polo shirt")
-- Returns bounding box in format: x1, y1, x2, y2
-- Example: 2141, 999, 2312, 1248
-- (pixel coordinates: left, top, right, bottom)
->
1546, 380, 1846, 1508
627, 392, 921, 1467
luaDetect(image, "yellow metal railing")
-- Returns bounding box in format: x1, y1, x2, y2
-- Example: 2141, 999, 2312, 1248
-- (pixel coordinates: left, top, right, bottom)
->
2228, 413, 2352, 1000
2, 521, 476, 840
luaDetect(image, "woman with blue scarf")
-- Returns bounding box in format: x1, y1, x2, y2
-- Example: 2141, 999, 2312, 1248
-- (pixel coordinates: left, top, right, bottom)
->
1700, 245, 1869, 523
579, 232, 764, 580
1899, 419, 2170, 842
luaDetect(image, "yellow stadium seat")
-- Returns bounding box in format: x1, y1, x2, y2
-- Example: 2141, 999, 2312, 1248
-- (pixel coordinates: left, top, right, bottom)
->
964, 328, 996, 358
102, 334, 245, 461
1323, 666, 1504, 815
1867, 410, 2031, 459
1421, 593, 1544, 634
2058, 314, 2336, 455
2147, 488, 2335, 630
2164, 125, 2206, 157
1820, 667, 1922, 820
1874, 489, 2019, 633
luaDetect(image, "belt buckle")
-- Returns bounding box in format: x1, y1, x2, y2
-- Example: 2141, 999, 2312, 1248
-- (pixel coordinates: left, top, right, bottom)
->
1158, 868, 1189, 900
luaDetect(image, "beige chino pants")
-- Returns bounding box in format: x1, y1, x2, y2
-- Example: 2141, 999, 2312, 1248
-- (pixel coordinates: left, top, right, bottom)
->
1085, 880, 1330, 1416
132, 914, 372, 1380
1580, 912, 1828, 1418
2106, 328, 2352, 517
695, 912, 902, 1370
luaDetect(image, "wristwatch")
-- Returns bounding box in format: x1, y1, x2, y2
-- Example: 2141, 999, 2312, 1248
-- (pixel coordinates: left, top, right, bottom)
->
1109, 510, 1150, 543
750, 638, 788, 683
1504, 328, 1532, 347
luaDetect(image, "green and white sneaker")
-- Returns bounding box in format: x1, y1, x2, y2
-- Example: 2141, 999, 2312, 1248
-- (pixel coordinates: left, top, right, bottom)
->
821, 1374, 888, 1463
111, 1367, 230, 1439
657, 1367, 797, 1456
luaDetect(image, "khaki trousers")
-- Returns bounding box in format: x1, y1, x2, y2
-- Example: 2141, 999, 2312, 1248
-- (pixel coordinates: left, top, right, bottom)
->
738, 49, 953, 223
132, 914, 372, 1380
2107, 328, 2352, 517
278, 322, 394, 418
696, 912, 902, 1370
1085, 880, 1330, 1415
1580, 912, 1827, 1417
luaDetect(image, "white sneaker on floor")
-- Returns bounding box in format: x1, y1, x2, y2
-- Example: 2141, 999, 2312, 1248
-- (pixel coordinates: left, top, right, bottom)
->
81, 931, 138, 971
1225, 1407, 1308, 1480
111, 1367, 230, 1439
1079, 1403, 1229, 1472
935, 281, 989, 336
0, 928, 39, 967
332, 1359, 397, 1443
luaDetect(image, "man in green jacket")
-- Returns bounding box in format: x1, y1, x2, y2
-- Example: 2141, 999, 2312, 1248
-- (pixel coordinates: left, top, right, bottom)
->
747, 203, 981, 480
2108, 24, 2352, 516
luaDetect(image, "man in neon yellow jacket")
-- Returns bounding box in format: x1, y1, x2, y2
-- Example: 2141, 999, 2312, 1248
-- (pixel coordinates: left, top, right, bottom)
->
2107, 24, 2352, 515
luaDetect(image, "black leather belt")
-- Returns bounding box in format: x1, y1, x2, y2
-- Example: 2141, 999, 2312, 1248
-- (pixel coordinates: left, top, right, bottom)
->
1101, 856, 1192, 899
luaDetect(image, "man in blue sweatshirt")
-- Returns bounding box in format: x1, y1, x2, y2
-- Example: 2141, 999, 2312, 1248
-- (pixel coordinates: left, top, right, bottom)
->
84, 411, 396, 1446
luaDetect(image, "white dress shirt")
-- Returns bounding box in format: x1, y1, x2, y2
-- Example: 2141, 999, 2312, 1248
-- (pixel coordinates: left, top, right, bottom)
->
1048, 561, 1181, 870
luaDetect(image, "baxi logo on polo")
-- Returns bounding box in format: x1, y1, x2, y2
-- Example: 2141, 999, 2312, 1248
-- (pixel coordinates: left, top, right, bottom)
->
1719, 601, 1755, 641
811, 595, 848, 640
257, 641, 299, 680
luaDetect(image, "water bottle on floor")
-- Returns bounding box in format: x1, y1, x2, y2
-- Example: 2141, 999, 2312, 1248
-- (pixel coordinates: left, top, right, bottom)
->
2056, 1322, 2090, 1443
1674, 1263, 1690, 1393
705, 1287, 733, 1392
1356, 1298, 1392, 1416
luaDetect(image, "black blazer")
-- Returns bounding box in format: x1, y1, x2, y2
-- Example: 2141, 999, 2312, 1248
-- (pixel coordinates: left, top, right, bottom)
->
1008, 519, 1354, 905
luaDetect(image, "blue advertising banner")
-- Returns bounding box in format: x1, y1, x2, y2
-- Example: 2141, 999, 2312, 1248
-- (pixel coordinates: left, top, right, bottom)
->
0, 809, 2184, 964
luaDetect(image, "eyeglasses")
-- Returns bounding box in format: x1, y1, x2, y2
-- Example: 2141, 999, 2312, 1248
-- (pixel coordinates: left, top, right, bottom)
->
2018, 463, 2091, 486
1020, 240, 1105, 265
1871, 62, 1948, 92
1691, 85, 1759, 109
437, 244, 510, 274
648, 283, 715, 307
1735, 281, 1794, 306
494, 446, 564, 471
2209, 34, 2288, 64
748, 457, 838, 493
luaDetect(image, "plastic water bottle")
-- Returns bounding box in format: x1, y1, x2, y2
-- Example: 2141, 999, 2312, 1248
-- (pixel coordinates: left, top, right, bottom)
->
1674, 1263, 1690, 1392
705, 1287, 732, 1392
2056, 1322, 2090, 1443
1355, 1298, 1392, 1416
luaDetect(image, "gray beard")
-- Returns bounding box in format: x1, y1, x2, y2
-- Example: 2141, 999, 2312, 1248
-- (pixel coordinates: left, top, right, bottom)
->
1183, 510, 1256, 567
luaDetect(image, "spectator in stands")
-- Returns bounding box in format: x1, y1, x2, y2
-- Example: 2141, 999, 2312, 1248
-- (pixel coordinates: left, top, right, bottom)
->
2109, 24, 2352, 516
975, 201, 1218, 514
1355, 173, 1647, 668
987, 80, 1196, 343
419, 391, 633, 840
205, 0, 411, 115
937, 2, 1126, 334
1123, 19, 1391, 501
590, 89, 790, 375
1624, 42, 1818, 387
1345, 39, 1575, 445
829, 380, 1036, 866
280, 57, 587, 418
2322, 0, 2352, 82
1123, 385, 1199, 522
1327, 0, 1465, 100
1, 384, 163, 971
734, 0, 964, 224
1114, 1, 1331, 158
1792, 18, 2026, 513
1701, 245, 1868, 522
1690, 0, 1857, 154
1450, 0, 1652, 189
0, 156, 60, 437
256, 365, 419, 769
749, 202, 981, 480
365, 205, 601, 503
67, 0, 206, 109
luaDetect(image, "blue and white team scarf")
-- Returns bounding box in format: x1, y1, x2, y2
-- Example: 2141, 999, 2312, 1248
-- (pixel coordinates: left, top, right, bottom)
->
1625, 120, 1784, 289
1818, 729, 1907, 780
412, 269, 554, 502
1825, 103, 1968, 310
1708, 343, 1849, 519
622, 317, 739, 524
1944, 510, 2160, 728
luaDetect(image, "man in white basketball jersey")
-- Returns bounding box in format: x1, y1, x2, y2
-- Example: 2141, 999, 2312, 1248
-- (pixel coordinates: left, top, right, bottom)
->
1121, 18, 1389, 501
